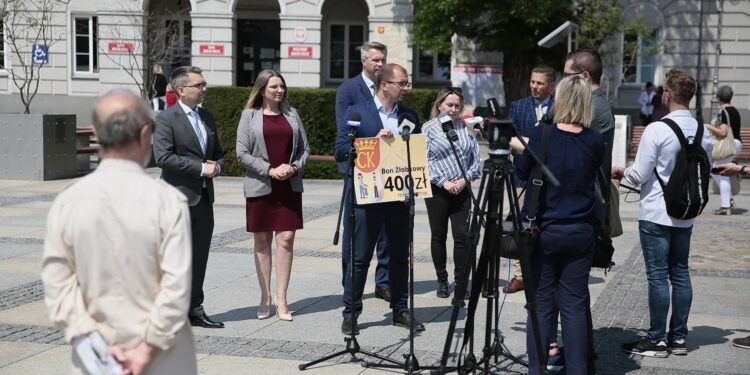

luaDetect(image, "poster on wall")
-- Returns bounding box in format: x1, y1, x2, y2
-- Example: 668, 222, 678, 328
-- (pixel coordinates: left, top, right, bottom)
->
451, 64, 505, 109
352, 135, 432, 205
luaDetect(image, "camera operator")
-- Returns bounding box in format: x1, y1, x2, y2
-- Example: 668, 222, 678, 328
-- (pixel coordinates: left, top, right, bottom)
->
516, 75, 603, 375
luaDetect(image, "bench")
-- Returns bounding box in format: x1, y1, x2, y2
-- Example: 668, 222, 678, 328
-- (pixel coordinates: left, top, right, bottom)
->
630, 126, 750, 160
76, 127, 98, 170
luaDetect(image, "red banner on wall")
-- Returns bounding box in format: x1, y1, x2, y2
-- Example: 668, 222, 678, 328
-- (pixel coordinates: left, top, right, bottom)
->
199, 44, 225, 55
108, 42, 134, 53
288, 46, 313, 58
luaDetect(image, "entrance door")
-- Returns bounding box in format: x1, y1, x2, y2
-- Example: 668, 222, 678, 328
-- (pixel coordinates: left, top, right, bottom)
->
236, 20, 280, 86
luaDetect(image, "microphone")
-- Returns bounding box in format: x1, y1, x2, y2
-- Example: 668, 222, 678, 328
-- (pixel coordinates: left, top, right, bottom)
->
462, 114, 484, 131
487, 98, 500, 118
398, 113, 417, 141
439, 113, 458, 142
346, 112, 361, 140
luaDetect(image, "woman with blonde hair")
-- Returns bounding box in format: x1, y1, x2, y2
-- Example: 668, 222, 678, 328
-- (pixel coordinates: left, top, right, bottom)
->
422, 87, 481, 299
236, 69, 310, 321
516, 75, 603, 375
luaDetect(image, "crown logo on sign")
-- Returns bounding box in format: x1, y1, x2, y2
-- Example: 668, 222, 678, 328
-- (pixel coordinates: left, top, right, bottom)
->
356, 139, 378, 152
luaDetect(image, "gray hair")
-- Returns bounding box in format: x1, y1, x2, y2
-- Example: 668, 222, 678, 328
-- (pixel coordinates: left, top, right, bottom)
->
717, 85, 733, 103
360, 41, 387, 60
92, 89, 154, 149
170, 66, 203, 90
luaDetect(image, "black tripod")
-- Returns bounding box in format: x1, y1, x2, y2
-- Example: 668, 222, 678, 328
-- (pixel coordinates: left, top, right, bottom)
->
435, 119, 559, 374
299, 132, 401, 371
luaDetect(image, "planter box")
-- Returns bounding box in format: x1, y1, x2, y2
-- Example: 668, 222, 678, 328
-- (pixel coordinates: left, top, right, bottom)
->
0, 114, 77, 180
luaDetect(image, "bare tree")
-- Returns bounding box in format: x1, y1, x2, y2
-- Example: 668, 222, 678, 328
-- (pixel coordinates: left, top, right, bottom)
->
100, 4, 189, 100
1, 0, 67, 114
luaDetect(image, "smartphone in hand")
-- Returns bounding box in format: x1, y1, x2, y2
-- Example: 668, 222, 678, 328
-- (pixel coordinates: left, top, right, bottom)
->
710, 167, 723, 174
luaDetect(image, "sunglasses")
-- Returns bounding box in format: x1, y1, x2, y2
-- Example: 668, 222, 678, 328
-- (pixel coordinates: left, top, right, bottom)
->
441, 87, 463, 95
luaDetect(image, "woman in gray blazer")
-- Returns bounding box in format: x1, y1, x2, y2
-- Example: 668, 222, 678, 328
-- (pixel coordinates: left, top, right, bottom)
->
236, 69, 310, 322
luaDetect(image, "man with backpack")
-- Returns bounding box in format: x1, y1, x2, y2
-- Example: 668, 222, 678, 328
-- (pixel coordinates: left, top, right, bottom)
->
612, 68, 711, 358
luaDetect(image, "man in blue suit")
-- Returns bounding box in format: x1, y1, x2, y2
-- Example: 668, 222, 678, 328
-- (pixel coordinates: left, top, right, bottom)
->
334, 63, 424, 335
335, 42, 392, 303
509, 65, 556, 137
506, 65, 556, 295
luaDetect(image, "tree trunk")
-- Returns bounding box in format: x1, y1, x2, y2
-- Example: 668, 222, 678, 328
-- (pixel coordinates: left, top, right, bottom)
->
502, 53, 532, 107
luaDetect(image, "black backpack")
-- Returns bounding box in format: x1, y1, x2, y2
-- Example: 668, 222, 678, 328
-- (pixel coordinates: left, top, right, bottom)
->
654, 118, 710, 219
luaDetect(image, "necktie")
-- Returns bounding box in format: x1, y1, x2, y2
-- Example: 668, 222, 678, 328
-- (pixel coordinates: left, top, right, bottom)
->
535, 102, 544, 122
190, 111, 206, 154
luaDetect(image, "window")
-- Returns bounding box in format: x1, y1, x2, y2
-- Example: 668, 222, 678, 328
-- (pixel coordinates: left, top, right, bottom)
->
415, 49, 451, 81
165, 19, 192, 76
623, 29, 658, 84
328, 24, 364, 80
73, 16, 98, 74
236, 20, 280, 86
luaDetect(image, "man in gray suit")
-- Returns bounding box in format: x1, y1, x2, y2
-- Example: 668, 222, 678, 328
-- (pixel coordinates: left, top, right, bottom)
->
153, 66, 225, 328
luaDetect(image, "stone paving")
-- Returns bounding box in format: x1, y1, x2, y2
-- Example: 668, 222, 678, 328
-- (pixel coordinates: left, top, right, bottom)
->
0, 170, 748, 374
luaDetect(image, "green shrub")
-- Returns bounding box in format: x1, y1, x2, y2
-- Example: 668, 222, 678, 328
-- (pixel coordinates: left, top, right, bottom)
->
203, 86, 438, 179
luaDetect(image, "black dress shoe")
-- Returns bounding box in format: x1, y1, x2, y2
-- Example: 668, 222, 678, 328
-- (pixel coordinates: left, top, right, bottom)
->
374, 286, 391, 302
341, 317, 360, 335
190, 313, 225, 328
393, 311, 425, 331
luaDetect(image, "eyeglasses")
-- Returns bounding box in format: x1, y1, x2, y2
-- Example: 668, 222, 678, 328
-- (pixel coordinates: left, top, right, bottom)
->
441, 87, 463, 95
183, 82, 208, 90
387, 80, 412, 89
564, 71, 583, 77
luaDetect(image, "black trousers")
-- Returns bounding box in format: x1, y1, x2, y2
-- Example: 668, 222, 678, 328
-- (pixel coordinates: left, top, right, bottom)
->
189, 189, 214, 311
424, 184, 471, 284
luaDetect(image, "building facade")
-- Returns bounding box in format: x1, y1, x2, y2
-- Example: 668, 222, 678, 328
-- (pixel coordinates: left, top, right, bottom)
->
0, 0, 457, 123
611, 0, 750, 121
0, 0, 748, 124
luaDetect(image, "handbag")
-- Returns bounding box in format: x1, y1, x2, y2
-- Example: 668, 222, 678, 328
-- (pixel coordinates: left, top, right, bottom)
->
712, 109, 738, 160
498, 123, 553, 260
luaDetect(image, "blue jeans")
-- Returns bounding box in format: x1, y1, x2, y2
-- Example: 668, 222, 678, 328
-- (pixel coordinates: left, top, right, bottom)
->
639, 220, 693, 342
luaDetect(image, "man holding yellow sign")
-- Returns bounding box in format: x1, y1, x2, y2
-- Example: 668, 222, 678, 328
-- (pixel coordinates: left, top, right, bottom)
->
353, 135, 432, 205
334, 63, 428, 336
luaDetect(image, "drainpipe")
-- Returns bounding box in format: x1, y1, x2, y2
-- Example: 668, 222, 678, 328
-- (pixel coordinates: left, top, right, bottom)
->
695, 0, 705, 125
710, 0, 724, 120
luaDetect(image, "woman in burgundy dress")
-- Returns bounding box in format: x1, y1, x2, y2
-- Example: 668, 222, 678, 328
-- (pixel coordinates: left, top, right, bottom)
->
236, 69, 309, 321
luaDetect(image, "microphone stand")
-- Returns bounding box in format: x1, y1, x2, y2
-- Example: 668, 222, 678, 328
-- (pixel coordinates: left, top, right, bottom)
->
299, 130, 401, 371
364, 127, 439, 373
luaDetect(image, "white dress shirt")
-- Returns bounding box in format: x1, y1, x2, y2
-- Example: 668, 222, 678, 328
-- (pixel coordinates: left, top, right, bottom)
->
362, 72, 376, 97
177, 100, 212, 178
374, 94, 400, 135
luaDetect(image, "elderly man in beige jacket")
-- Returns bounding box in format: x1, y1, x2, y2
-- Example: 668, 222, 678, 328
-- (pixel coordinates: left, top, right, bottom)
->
42, 89, 197, 375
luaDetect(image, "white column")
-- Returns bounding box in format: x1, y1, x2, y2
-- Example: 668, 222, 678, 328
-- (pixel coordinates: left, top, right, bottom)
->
190, 12, 234, 86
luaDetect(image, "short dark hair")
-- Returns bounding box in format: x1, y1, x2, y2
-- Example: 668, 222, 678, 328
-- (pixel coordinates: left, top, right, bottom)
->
646, 81, 654, 89
565, 48, 603, 85
374, 63, 407, 92
663, 68, 696, 105
531, 65, 556, 83
170, 66, 203, 90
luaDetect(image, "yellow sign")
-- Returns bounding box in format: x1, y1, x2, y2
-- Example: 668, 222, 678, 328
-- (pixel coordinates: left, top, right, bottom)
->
353, 134, 432, 204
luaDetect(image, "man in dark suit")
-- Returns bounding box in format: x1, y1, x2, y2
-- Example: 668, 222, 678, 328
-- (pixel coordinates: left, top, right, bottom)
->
334, 41, 391, 302
334, 63, 424, 335
506, 65, 557, 295
153, 66, 225, 328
